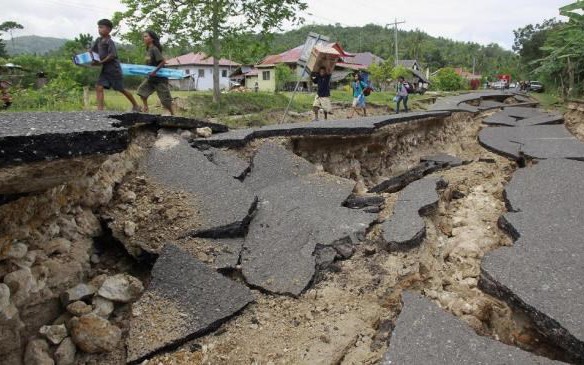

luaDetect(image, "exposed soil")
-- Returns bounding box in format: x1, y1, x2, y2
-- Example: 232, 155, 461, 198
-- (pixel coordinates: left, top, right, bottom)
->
565, 101, 584, 141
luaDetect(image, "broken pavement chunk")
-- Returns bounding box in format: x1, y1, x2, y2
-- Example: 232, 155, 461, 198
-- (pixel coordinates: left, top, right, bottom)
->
381, 292, 561, 364
126, 244, 253, 363
243, 142, 317, 192
144, 132, 256, 236
242, 174, 375, 296
479, 124, 584, 161
382, 177, 441, 250
480, 159, 584, 362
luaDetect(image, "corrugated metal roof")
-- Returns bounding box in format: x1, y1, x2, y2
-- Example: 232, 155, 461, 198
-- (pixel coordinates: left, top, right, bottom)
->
166, 52, 240, 67
258, 45, 304, 65
336, 62, 367, 71
258, 42, 352, 66
345, 52, 384, 67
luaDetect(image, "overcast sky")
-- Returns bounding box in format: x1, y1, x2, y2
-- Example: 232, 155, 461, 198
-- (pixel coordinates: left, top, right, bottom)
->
1, 0, 569, 49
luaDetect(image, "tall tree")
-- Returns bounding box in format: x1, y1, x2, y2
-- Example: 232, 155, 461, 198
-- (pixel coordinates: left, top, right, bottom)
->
0, 39, 7, 58
114, 0, 307, 102
532, 1, 584, 96
512, 18, 558, 75
0, 21, 24, 49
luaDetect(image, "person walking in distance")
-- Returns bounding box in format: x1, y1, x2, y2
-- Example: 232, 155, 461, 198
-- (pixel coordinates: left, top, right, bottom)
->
136, 30, 175, 115
347, 73, 368, 118
311, 65, 333, 121
395, 76, 409, 114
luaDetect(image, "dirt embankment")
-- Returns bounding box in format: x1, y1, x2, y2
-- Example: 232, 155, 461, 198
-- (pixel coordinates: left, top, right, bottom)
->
565, 101, 584, 141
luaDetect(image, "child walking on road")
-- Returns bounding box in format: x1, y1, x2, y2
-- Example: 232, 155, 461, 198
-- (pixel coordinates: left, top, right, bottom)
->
92, 19, 140, 111
347, 73, 368, 118
136, 30, 175, 115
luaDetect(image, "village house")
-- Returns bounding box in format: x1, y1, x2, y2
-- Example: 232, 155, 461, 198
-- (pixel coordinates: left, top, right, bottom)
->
165, 52, 240, 91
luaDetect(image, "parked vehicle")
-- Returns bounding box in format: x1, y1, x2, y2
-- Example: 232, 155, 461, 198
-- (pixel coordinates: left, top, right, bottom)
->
529, 81, 544, 93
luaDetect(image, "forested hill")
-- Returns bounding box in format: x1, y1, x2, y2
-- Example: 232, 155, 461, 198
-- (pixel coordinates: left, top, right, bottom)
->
5, 35, 68, 55
265, 24, 517, 76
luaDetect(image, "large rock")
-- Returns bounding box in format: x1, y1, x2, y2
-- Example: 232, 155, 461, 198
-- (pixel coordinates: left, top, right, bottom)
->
243, 142, 317, 192
479, 159, 584, 362
54, 337, 76, 365
66, 301, 92, 316
24, 338, 54, 365
242, 173, 375, 296
381, 292, 560, 364
382, 177, 440, 250
97, 274, 143, 303
39, 324, 68, 345
144, 132, 256, 237
60, 283, 96, 305
70, 314, 122, 353
126, 244, 253, 363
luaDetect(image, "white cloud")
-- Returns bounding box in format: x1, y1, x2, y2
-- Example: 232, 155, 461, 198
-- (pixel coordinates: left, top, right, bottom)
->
1, 0, 569, 49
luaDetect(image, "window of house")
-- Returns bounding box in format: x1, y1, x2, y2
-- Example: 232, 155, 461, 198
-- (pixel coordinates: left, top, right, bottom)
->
185, 69, 190, 75
198, 69, 205, 78
222, 69, 228, 78
262, 71, 270, 81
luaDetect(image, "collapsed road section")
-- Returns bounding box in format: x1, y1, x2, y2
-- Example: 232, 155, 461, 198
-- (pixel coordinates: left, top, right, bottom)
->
1, 90, 581, 364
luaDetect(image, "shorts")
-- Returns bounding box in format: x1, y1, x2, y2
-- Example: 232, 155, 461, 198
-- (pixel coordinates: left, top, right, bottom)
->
97, 74, 125, 91
313, 96, 332, 113
137, 78, 173, 108
352, 96, 365, 108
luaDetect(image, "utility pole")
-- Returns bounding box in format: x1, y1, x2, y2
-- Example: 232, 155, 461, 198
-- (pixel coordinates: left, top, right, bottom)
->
387, 18, 405, 66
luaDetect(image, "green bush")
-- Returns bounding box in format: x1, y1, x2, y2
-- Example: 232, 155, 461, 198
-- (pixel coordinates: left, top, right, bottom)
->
430, 68, 466, 91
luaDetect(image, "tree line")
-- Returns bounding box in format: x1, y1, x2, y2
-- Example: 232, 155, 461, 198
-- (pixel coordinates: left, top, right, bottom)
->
513, 1, 584, 97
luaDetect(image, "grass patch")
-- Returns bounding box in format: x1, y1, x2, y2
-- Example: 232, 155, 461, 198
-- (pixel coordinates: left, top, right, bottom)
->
185, 91, 313, 119
530, 92, 565, 112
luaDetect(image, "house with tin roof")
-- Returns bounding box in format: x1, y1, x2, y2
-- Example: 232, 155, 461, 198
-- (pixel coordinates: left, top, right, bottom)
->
165, 52, 240, 91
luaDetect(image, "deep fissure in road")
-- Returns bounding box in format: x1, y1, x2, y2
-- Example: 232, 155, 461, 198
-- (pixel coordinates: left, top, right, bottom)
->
1, 100, 580, 364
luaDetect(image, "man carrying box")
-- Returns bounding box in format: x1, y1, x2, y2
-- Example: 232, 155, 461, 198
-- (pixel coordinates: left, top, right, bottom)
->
311, 64, 333, 121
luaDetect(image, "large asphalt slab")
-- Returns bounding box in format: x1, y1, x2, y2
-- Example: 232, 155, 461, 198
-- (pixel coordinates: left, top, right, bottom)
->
144, 132, 256, 237
478, 125, 584, 161
191, 111, 451, 148
479, 159, 584, 362
429, 91, 514, 113
382, 177, 440, 250
126, 244, 253, 363
381, 292, 561, 364
483, 108, 563, 127
0, 111, 128, 167
243, 142, 317, 192
241, 173, 375, 296
110, 113, 228, 133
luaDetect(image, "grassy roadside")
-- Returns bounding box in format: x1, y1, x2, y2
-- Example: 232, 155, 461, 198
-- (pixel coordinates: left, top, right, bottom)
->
4, 88, 439, 127
529, 92, 565, 112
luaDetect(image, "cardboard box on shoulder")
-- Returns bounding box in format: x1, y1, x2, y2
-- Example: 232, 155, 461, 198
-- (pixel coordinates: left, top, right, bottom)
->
306, 46, 340, 73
